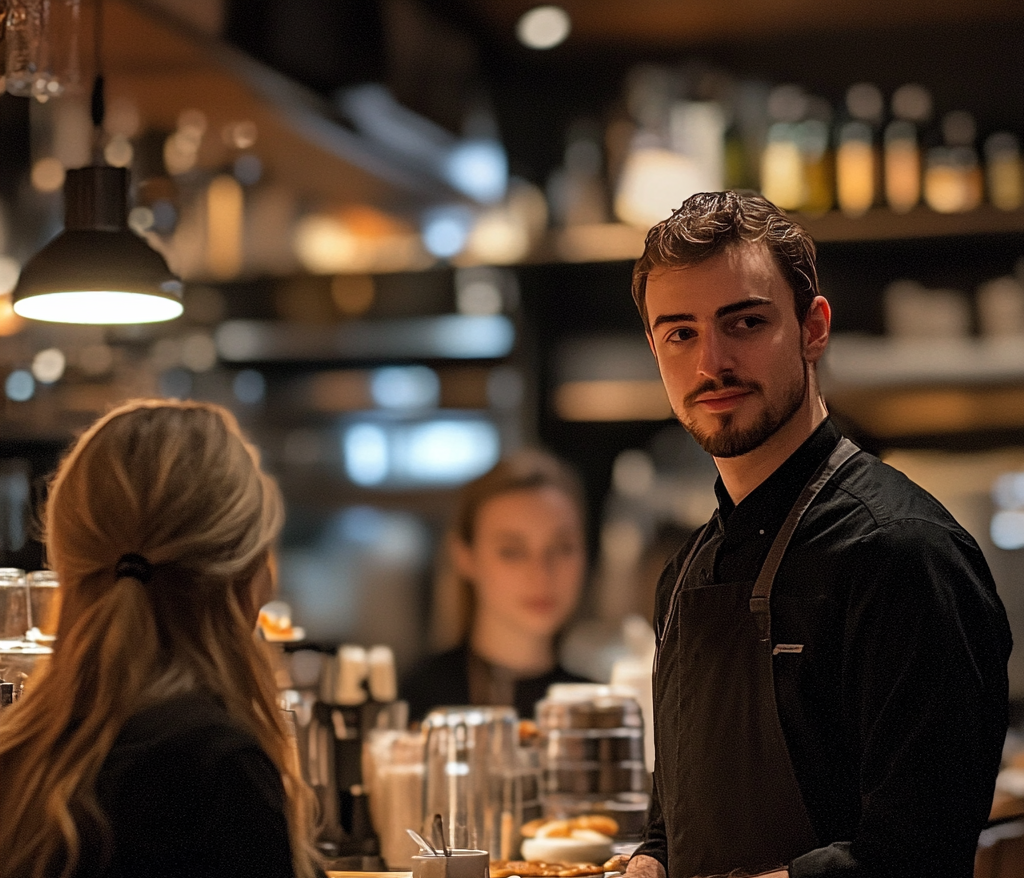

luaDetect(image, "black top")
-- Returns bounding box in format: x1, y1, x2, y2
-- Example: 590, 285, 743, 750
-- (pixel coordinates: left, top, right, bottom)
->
635, 419, 1012, 878
77, 691, 299, 878
400, 642, 590, 723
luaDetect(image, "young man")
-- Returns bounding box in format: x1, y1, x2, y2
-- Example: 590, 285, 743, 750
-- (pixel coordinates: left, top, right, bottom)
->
625, 191, 1012, 878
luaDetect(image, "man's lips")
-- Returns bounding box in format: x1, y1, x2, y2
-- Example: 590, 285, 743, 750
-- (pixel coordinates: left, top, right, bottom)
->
692, 389, 752, 412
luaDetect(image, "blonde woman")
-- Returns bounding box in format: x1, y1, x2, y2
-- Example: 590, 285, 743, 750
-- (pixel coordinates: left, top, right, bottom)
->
400, 449, 592, 723
0, 400, 320, 878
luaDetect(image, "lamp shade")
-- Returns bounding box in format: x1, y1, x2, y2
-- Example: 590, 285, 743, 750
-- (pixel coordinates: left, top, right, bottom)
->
12, 166, 184, 324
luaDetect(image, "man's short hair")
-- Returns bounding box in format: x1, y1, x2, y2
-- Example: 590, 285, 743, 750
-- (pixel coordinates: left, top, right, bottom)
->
632, 191, 820, 330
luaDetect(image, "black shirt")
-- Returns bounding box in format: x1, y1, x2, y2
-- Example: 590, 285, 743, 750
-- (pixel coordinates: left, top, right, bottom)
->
79, 691, 299, 878
636, 419, 1012, 878
400, 643, 590, 723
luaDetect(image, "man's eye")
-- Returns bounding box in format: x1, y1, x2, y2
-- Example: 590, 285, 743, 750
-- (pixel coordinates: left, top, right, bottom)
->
668, 327, 696, 342
735, 315, 766, 330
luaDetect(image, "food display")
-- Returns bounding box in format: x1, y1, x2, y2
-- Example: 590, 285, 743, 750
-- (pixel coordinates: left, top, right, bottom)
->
521, 816, 620, 838
257, 600, 305, 642
517, 815, 619, 866
489, 860, 606, 877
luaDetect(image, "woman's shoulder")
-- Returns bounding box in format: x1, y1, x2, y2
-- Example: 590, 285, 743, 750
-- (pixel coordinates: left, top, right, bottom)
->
97, 691, 278, 812
93, 691, 290, 877
112, 691, 259, 758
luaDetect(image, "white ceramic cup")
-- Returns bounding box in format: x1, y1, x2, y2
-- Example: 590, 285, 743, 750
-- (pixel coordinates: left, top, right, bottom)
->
412, 850, 490, 878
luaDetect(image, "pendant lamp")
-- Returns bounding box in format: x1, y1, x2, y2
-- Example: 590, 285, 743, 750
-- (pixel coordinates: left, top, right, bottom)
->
11, 0, 183, 325
12, 165, 184, 324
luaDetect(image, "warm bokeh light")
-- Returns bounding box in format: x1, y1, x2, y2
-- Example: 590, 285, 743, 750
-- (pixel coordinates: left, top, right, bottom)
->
516, 6, 571, 49
554, 380, 671, 421
294, 208, 427, 274
31, 157, 66, 193
836, 122, 875, 217
104, 135, 134, 168
614, 147, 706, 228
206, 174, 245, 279
31, 348, 66, 383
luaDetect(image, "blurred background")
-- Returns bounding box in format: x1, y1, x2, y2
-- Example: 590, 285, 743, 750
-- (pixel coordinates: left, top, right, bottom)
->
0, 0, 1022, 698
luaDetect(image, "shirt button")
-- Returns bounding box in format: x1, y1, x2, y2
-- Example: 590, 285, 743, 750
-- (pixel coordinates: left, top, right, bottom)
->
759, 529, 765, 535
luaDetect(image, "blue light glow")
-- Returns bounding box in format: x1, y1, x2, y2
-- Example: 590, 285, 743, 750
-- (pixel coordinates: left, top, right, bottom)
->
5, 370, 34, 402
344, 423, 389, 486
991, 510, 1024, 551
396, 419, 500, 484
370, 365, 440, 410
340, 416, 501, 487
233, 369, 266, 404
446, 140, 508, 203
422, 206, 473, 258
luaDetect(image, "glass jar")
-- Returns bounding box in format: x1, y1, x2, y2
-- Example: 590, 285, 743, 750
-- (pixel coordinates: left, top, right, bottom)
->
0, 568, 28, 639
27, 569, 60, 636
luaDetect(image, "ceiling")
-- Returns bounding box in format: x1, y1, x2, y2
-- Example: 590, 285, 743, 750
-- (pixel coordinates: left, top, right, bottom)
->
465, 0, 1024, 47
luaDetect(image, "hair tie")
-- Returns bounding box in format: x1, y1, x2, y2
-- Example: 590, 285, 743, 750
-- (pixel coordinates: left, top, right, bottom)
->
115, 553, 154, 583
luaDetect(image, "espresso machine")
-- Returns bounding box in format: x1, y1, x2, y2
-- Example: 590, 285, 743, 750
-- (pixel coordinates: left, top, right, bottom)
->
275, 641, 408, 869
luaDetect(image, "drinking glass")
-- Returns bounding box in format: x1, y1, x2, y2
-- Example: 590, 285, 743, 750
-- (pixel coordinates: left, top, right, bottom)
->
422, 706, 518, 859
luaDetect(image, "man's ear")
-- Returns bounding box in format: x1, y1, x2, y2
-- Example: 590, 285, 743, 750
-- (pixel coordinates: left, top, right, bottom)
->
802, 296, 831, 364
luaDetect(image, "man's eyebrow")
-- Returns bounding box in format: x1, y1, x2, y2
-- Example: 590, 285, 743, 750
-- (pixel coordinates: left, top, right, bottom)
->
716, 296, 773, 318
650, 296, 773, 329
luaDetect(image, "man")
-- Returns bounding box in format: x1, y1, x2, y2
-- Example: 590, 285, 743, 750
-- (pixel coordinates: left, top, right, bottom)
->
625, 191, 1012, 878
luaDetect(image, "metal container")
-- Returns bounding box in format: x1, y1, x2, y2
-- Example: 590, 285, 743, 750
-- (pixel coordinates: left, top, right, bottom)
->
535, 684, 650, 839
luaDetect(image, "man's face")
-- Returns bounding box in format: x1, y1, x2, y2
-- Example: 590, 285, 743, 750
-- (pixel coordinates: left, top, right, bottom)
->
644, 244, 825, 458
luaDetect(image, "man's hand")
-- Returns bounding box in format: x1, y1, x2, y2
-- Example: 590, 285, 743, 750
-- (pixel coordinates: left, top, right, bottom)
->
623, 854, 666, 878
755, 871, 788, 877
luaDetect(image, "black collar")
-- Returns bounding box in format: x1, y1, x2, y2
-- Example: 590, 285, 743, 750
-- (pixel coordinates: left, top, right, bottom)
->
714, 419, 842, 534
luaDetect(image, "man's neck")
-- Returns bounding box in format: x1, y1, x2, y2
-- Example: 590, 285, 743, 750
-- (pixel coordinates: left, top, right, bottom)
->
714, 398, 829, 505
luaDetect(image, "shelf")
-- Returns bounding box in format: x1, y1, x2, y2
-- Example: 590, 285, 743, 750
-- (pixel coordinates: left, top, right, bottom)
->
795, 205, 1024, 243
823, 334, 1024, 388
822, 334, 1024, 440
530, 207, 1024, 266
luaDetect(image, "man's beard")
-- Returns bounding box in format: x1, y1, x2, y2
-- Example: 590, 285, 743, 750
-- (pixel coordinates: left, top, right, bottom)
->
677, 366, 807, 458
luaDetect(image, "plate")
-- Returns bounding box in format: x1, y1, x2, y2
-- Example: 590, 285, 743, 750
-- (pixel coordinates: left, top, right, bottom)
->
520, 836, 613, 866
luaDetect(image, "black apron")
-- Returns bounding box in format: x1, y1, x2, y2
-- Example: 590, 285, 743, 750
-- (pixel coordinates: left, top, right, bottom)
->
653, 438, 859, 877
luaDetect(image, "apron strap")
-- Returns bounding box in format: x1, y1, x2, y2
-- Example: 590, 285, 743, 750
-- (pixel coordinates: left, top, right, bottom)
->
749, 437, 860, 640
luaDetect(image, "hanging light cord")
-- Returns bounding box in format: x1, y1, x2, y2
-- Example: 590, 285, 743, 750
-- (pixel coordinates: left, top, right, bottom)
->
90, 0, 105, 158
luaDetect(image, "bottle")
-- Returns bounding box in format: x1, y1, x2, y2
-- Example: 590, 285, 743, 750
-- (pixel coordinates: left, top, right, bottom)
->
883, 84, 931, 213
984, 133, 1023, 211
836, 83, 883, 217
5, 0, 42, 97
798, 96, 834, 215
925, 111, 982, 213
760, 84, 807, 211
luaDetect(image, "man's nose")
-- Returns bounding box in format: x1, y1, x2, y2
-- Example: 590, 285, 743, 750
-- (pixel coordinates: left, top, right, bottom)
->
696, 332, 731, 378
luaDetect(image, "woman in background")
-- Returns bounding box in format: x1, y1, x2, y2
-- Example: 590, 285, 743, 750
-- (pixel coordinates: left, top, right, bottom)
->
0, 400, 319, 878
401, 449, 591, 722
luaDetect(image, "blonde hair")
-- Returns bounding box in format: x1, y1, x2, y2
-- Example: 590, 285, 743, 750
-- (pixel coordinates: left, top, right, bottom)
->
0, 399, 317, 878
431, 448, 586, 651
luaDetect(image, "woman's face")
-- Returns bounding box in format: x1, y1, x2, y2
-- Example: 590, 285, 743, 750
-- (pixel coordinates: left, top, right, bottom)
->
455, 486, 586, 640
